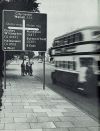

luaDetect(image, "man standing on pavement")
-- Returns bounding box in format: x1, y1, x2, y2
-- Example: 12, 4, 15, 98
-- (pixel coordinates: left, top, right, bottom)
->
29, 63, 33, 76
25, 62, 29, 75
21, 62, 25, 76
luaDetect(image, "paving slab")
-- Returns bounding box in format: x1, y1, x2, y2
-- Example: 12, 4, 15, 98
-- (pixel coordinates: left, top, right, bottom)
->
30, 122, 56, 129
43, 128, 69, 131
68, 127, 90, 131
87, 127, 100, 131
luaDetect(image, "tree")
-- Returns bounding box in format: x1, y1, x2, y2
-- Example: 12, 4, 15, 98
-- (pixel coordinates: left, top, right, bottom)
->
0, 0, 39, 50
2, 0, 40, 12
0, 0, 39, 60
20, 51, 25, 62
0, 0, 40, 105
27, 51, 35, 63
38, 51, 44, 60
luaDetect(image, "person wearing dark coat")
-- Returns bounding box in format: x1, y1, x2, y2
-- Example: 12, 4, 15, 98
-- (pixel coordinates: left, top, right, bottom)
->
25, 62, 29, 75
29, 63, 33, 76
21, 62, 25, 76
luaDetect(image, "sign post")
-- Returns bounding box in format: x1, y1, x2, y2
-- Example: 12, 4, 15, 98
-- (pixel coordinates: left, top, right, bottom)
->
2, 10, 47, 89
4, 51, 6, 89
43, 52, 45, 90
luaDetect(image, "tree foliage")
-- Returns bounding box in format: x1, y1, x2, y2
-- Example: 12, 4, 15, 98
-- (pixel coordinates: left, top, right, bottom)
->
0, 0, 39, 60
0, 0, 40, 78
27, 51, 35, 62
0, 0, 39, 12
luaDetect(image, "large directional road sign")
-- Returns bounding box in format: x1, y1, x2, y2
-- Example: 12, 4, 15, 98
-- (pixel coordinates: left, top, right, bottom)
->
2, 10, 47, 51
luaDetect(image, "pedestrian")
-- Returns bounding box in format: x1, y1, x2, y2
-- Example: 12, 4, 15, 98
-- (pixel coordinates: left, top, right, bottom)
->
29, 63, 33, 76
25, 62, 29, 75
21, 62, 25, 76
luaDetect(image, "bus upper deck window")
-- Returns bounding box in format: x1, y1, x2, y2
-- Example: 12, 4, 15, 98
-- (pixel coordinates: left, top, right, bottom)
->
75, 33, 83, 42
79, 33, 83, 41
70, 35, 73, 43
64, 38, 68, 44
73, 34, 75, 43
67, 37, 70, 44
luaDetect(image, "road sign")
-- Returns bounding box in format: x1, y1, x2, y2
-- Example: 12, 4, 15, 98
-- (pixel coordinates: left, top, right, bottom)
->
2, 10, 47, 51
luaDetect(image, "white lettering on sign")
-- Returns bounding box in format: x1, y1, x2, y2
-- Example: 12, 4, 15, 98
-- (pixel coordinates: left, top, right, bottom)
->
8, 19, 39, 50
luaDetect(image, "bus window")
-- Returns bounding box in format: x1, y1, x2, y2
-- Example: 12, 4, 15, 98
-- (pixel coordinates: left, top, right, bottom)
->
55, 61, 57, 67
79, 33, 83, 41
73, 61, 76, 70
70, 35, 73, 43
93, 31, 100, 36
56, 61, 59, 67
63, 61, 65, 68
73, 34, 76, 43
75, 33, 79, 42
65, 61, 68, 69
68, 61, 71, 69
70, 61, 73, 70
62, 61, 65, 68
68, 36, 70, 44
58, 61, 61, 67
75, 32, 83, 42
64, 38, 68, 44
98, 61, 100, 70
61, 61, 63, 68
80, 58, 94, 67
60, 61, 63, 68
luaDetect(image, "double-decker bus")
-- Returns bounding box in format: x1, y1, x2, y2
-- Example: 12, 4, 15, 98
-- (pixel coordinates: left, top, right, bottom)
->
50, 26, 100, 96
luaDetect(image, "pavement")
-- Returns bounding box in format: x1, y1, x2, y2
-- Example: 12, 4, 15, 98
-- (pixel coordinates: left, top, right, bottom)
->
0, 60, 100, 131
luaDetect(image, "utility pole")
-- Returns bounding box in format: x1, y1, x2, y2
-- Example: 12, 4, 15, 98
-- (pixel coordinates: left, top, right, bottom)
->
43, 52, 45, 90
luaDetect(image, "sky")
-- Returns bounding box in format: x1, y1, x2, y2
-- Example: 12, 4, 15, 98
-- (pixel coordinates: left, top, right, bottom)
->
37, 0, 98, 49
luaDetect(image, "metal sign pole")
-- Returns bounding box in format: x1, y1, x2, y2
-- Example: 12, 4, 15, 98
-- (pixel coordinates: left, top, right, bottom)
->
4, 51, 6, 89
43, 52, 45, 90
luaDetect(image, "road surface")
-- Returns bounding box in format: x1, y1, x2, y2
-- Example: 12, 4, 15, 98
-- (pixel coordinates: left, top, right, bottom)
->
33, 60, 99, 121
